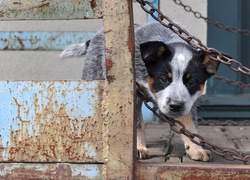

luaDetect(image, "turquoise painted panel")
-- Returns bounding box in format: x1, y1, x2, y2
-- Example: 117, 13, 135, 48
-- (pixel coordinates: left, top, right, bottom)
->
0, 32, 95, 51
0, 0, 103, 20
0, 81, 98, 147
0, 80, 105, 162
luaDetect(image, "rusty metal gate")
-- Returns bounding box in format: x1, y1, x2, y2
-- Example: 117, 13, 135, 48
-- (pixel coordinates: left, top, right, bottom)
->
0, 0, 136, 179
1, 0, 250, 179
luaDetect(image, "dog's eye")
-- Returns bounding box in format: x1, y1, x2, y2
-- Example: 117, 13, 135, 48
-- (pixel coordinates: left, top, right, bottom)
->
187, 79, 196, 87
160, 76, 169, 84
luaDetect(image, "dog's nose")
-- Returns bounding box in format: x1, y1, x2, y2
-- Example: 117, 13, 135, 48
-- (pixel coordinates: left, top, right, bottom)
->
169, 101, 184, 112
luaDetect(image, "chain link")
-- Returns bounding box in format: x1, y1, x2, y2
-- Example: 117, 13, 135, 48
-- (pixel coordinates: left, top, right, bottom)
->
136, 0, 250, 164
136, 0, 250, 77
173, 0, 250, 36
172, 0, 250, 88
198, 117, 250, 126
213, 75, 250, 89
171, 0, 250, 88
136, 82, 250, 164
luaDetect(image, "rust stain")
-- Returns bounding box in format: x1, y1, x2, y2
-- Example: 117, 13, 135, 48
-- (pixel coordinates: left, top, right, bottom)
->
6, 1, 51, 13
56, 164, 72, 179
127, 6, 134, 54
1, 81, 104, 162
106, 58, 113, 71
107, 75, 115, 84
37, 2, 50, 8
0, 0, 103, 19
136, 163, 250, 180
0, 163, 103, 179
13, 2, 22, 5
90, 0, 97, 9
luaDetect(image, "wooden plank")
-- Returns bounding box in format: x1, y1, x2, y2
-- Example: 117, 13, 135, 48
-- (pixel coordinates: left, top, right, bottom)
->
0, 163, 103, 179
0, 80, 105, 162
0, 0, 103, 20
102, 0, 135, 179
0, 32, 95, 51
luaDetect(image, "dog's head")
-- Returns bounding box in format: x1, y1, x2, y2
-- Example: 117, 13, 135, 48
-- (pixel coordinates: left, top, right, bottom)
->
140, 41, 219, 118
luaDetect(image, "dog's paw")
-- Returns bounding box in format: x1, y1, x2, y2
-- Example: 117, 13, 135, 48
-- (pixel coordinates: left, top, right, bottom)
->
137, 146, 149, 159
185, 144, 212, 162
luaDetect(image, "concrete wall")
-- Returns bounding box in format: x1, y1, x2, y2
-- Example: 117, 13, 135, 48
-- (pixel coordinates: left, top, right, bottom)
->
0, 0, 207, 80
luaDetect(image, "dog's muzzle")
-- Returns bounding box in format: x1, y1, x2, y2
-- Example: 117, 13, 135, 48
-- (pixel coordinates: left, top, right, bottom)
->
169, 100, 184, 112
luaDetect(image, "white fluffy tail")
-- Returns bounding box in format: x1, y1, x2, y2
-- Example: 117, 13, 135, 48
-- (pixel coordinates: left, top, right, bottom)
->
60, 43, 87, 59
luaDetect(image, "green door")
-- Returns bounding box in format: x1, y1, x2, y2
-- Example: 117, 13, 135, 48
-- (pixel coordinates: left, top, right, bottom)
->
198, 0, 250, 118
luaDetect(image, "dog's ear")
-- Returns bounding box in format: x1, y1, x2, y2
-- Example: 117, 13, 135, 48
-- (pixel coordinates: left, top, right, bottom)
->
201, 54, 220, 75
140, 41, 169, 64
202, 52, 232, 75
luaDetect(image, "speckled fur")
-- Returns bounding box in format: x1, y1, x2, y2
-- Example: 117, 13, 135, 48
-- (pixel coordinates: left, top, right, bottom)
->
61, 22, 217, 161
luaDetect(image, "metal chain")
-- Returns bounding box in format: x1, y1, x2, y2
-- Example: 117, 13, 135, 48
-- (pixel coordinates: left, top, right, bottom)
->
173, 0, 250, 89
213, 75, 250, 89
136, 82, 250, 164
136, 0, 250, 77
136, 0, 250, 164
173, 0, 250, 36
198, 117, 250, 126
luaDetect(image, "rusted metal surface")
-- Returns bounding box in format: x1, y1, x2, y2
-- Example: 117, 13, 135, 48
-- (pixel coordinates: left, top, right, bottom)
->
101, 0, 135, 179
136, 163, 250, 180
136, 122, 250, 179
0, 32, 95, 51
0, 80, 105, 162
0, 0, 103, 20
0, 163, 103, 179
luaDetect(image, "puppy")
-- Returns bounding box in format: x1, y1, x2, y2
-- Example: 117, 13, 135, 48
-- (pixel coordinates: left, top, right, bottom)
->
61, 22, 219, 161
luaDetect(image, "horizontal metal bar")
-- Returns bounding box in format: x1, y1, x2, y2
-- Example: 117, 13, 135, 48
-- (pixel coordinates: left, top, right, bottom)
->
0, 163, 103, 179
0, 80, 105, 162
199, 95, 250, 106
198, 95, 250, 118
0, 32, 95, 51
136, 163, 250, 179
0, 0, 103, 20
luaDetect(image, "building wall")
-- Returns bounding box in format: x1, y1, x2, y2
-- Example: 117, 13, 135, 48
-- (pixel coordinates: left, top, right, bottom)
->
0, 0, 207, 80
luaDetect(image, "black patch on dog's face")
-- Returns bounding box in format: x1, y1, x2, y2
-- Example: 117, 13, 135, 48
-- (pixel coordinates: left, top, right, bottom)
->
183, 51, 211, 95
140, 41, 220, 96
140, 41, 174, 92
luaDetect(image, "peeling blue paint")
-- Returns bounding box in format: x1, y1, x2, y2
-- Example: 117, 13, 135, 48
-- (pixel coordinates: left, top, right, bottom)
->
0, 32, 95, 51
0, 81, 100, 147
0, 0, 102, 20
71, 165, 100, 179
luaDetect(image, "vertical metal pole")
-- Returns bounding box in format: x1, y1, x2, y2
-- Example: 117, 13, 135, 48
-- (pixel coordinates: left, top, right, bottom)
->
102, 0, 135, 179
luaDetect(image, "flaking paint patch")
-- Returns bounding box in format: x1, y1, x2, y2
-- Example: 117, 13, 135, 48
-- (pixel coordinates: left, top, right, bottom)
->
71, 165, 99, 178
0, 0, 103, 20
84, 143, 96, 158
0, 80, 104, 162
0, 163, 103, 178
0, 32, 95, 51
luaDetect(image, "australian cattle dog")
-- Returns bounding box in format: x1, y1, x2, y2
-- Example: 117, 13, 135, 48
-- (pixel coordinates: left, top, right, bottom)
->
61, 22, 219, 161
